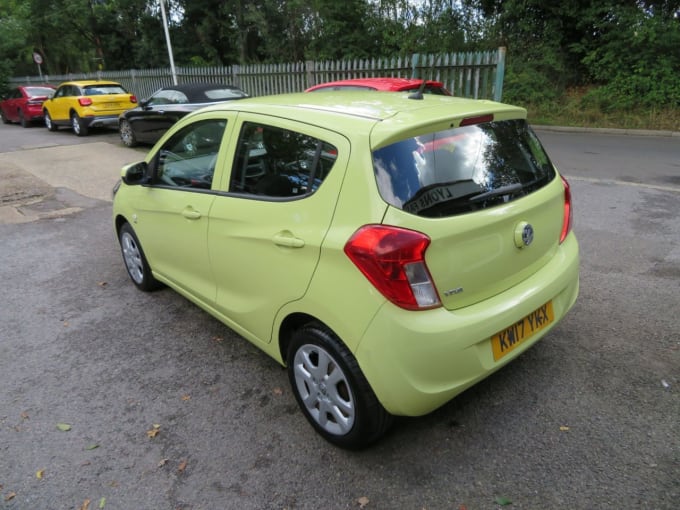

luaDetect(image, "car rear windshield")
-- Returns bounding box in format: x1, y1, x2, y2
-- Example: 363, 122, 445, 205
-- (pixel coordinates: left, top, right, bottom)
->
372, 119, 556, 217
84, 85, 127, 95
25, 87, 55, 97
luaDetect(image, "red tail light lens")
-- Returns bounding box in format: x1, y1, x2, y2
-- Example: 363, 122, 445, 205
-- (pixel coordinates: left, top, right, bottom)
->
78, 97, 92, 107
344, 225, 441, 310
130, 95, 137, 104
560, 176, 573, 244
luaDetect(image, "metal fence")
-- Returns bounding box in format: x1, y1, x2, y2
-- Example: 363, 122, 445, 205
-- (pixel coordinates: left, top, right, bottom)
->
10, 48, 506, 102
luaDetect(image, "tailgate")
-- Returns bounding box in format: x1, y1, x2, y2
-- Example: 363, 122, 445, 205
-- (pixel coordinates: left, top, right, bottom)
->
382, 175, 565, 310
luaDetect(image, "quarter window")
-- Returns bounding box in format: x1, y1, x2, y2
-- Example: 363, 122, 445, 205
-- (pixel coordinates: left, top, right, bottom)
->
229, 122, 337, 198
151, 119, 227, 190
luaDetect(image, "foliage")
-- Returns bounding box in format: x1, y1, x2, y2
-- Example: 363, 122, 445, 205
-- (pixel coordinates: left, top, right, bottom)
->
0, 0, 678, 127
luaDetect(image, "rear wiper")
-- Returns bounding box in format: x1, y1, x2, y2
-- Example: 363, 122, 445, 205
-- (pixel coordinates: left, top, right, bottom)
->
468, 183, 523, 202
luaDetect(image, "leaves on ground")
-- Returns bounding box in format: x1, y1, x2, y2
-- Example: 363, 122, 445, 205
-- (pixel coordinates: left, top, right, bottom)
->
36, 469, 45, 479
4, 492, 17, 501
181, 394, 191, 401
357, 496, 369, 508
158, 458, 169, 467
20, 411, 29, 420
559, 425, 570, 431
56, 423, 72, 431
85, 444, 100, 450
99, 497, 106, 508
273, 387, 283, 396
495, 496, 512, 506
178, 459, 188, 474
146, 424, 161, 438
79, 499, 91, 510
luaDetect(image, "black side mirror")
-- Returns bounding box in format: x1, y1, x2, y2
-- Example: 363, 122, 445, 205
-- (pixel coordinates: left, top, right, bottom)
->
122, 161, 149, 185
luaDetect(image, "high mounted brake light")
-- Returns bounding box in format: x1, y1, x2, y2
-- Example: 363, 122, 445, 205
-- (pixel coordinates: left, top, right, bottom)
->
459, 114, 494, 127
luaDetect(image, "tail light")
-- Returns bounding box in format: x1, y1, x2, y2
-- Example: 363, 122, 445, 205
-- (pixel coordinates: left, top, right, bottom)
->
78, 97, 93, 107
130, 95, 137, 104
560, 176, 573, 244
344, 225, 441, 310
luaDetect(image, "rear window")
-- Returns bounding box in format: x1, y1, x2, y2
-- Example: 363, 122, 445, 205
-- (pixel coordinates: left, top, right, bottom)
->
372, 119, 556, 217
25, 87, 55, 97
84, 85, 127, 95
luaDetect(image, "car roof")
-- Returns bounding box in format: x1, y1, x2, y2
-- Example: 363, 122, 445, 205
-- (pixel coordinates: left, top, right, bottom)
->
197, 92, 526, 148
156, 83, 244, 102
58, 80, 122, 87
306, 77, 446, 92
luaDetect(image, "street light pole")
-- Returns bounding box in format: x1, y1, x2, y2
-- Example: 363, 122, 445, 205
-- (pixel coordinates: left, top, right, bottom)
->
160, 0, 178, 85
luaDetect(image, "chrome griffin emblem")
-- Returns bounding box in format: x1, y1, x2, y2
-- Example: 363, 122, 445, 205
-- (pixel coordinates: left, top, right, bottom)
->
514, 222, 534, 249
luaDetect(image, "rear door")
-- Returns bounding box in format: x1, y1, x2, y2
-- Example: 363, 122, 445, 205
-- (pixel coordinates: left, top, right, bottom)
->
207, 115, 350, 344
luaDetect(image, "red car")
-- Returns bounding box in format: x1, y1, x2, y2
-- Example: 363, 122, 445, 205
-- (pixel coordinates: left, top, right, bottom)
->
1, 85, 56, 127
306, 77, 452, 95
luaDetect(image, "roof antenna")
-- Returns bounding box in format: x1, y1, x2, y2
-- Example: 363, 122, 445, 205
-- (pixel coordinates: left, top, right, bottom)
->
408, 79, 427, 100
408, 54, 441, 100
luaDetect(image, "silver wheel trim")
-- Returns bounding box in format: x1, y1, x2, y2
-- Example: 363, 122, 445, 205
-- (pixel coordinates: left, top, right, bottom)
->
44, 113, 51, 129
293, 344, 355, 435
71, 115, 80, 134
120, 121, 132, 144
121, 231, 145, 284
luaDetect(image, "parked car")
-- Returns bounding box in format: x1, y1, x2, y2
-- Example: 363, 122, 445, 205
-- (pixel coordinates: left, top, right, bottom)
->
118, 83, 249, 147
306, 77, 452, 95
42, 80, 137, 136
0, 85, 56, 127
112, 92, 579, 449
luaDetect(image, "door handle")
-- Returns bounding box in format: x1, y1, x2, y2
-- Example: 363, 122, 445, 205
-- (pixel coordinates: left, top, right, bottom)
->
182, 207, 202, 220
273, 232, 305, 248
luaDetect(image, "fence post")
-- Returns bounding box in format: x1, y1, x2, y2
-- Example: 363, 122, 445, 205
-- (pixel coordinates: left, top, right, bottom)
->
494, 46, 506, 102
305, 60, 315, 89
411, 54, 420, 79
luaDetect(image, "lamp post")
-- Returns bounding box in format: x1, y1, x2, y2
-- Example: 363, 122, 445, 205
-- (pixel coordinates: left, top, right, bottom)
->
160, 0, 178, 85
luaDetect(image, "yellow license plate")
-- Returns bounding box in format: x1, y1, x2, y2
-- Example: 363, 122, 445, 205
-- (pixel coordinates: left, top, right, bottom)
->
491, 301, 555, 361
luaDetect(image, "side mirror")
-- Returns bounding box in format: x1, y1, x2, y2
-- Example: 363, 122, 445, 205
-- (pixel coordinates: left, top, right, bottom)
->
122, 161, 149, 185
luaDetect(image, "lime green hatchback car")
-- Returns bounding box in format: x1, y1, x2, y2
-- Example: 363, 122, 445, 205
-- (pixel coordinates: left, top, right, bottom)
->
112, 92, 579, 449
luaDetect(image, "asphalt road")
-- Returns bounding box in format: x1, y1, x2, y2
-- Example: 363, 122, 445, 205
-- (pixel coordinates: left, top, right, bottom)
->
0, 121, 678, 510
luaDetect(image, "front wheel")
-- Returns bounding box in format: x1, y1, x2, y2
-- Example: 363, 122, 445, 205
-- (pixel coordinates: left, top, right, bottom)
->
287, 323, 393, 449
71, 112, 88, 136
44, 110, 58, 131
119, 119, 138, 147
118, 223, 162, 292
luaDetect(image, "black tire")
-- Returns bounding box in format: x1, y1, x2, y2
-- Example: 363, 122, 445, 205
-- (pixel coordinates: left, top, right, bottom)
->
119, 119, 138, 147
71, 112, 88, 136
287, 323, 393, 449
44, 110, 58, 131
0, 110, 9, 124
118, 223, 162, 292
19, 110, 29, 128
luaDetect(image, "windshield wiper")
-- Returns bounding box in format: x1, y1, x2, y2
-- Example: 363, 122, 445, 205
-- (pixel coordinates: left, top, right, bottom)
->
468, 183, 523, 202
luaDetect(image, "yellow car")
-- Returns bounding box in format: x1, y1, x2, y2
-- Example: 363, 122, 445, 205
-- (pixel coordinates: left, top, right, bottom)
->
43, 80, 137, 136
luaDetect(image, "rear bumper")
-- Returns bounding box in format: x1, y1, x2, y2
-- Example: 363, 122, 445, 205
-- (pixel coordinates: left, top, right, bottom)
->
82, 115, 120, 129
356, 233, 580, 416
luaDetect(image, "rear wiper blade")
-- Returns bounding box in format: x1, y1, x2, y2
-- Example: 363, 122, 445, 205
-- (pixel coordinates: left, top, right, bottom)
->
469, 183, 523, 202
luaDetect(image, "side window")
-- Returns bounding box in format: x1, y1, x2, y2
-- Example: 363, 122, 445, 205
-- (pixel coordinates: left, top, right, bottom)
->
151, 119, 227, 190
229, 122, 337, 198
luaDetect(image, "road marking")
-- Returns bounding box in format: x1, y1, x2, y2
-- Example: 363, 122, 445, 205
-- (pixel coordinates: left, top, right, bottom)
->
567, 175, 680, 193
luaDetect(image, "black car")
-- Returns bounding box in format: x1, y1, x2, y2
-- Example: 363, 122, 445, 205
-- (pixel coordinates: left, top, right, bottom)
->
118, 83, 248, 147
